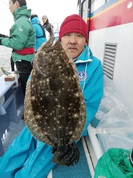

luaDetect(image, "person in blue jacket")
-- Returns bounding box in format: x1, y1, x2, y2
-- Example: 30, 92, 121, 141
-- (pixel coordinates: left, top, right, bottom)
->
30, 14, 47, 52
0, 14, 103, 178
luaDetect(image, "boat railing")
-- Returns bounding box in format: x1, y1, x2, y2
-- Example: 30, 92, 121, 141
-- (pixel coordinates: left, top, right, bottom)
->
0, 74, 24, 156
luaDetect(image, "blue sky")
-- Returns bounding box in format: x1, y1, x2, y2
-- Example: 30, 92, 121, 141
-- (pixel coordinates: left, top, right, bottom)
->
0, 0, 78, 35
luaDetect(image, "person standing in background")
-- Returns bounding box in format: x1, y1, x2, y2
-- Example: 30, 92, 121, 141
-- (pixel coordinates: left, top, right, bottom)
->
30, 14, 47, 52
42, 15, 54, 40
0, 0, 35, 96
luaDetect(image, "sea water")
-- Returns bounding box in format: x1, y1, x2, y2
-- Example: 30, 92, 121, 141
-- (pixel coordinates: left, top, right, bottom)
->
0, 46, 12, 77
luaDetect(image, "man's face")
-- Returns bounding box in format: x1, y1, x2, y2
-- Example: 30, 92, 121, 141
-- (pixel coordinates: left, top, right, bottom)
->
42, 19, 47, 24
9, 0, 18, 14
61, 33, 87, 59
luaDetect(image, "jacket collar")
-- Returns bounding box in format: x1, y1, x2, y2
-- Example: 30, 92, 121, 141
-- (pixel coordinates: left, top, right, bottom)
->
75, 45, 92, 64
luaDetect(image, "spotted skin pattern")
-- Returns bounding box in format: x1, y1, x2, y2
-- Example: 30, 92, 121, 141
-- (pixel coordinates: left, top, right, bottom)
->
24, 37, 86, 166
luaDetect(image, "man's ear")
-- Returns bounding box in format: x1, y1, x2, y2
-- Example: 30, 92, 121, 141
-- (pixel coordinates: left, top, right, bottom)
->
15, 0, 20, 8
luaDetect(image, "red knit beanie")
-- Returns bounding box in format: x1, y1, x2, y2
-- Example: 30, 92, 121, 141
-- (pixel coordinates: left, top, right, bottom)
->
59, 14, 88, 42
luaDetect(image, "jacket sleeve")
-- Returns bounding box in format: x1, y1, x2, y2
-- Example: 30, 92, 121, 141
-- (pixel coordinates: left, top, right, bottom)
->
81, 60, 104, 136
1, 19, 34, 50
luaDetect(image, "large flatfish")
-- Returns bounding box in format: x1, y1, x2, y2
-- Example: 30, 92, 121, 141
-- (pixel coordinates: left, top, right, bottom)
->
24, 37, 86, 166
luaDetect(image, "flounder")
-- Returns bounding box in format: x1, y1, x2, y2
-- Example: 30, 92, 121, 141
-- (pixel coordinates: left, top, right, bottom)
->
24, 37, 86, 166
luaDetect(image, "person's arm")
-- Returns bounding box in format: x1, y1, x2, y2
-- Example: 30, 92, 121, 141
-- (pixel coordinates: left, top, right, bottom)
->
0, 34, 8, 45
1, 19, 34, 50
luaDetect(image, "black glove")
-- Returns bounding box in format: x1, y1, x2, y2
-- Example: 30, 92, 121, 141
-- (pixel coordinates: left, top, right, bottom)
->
0, 34, 8, 38
0, 39, 2, 45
